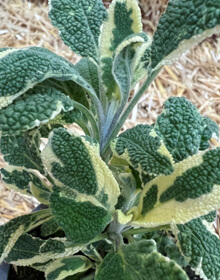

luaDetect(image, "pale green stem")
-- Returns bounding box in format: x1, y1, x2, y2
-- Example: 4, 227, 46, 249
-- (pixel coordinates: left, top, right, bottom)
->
100, 70, 160, 156
72, 101, 100, 140
122, 224, 170, 237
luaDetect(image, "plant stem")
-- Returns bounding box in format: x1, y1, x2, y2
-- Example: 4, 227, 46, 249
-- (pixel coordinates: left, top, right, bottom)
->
100, 70, 159, 156
122, 224, 170, 237
72, 101, 100, 140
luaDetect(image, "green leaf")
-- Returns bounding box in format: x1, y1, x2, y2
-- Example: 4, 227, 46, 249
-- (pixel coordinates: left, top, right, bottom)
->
40, 219, 60, 237
95, 240, 188, 280
76, 58, 100, 98
40, 237, 84, 260
173, 216, 220, 280
5, 233, 85, 266
0, 130, 44, 173
143, 231, 188, 267
100, 0, 142, 57
145, 0, 220, 70
100, 0, 143, 96
0, 209, 52, 263
42, 128, 120, 243
131, 148, 220, 227
1, 166, 51, 204
45, 256, 92, 280
0, 47, 96, 110
5, 233, 46, 266
49, 0, 107, 61
200, 116, 219, 150
111, 124, 174, 176
42, 128, 120, 211
0, 86, 75, 136
154, 97, 218, 162
49, 185, 111, 243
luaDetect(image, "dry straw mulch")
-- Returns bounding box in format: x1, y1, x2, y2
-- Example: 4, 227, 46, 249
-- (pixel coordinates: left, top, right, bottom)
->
0, 0, 220, 227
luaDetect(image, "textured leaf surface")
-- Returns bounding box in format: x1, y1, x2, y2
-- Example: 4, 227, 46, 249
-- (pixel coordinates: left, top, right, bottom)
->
173, 216, 220, 280
154, 97, 218, 162
0, 47, 95, 110
45, 256, 91, 280
42, 128, 120, 211
0, 86, 75, 136
49, 185, 111, 243
95, 240, 188, 280
131, 148, 220, 227
42, 128, 119, 243
111, 124, 174, 176
76, 58, 100, 97
146, 0, 220, 70
100, 0, 142, 96
0, 130, 44, 173
49, 0, 107, 61
0, 209, 52, 263
5, 233, 46, 266
1, 166, 51, 204
40, 219, 60, 237
5, 233, 84, 266
40, 237, 84, 260
143, 231, 188, 268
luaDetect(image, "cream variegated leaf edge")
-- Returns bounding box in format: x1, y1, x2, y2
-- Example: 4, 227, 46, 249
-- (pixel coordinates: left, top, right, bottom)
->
129, 149, 220, 228
0, 47, 96, 111
154, 25, 220, 71
0, 209, 52, 263
45, 256, 92, 280
1, 165, 52, 204
171, 215, 220, 280
6, 234, 87, 266
42, 128, 120, 212
146, 1, 220, 71
99, 0, 143, 96
100, 0, 142, 58
110, 125, 174, 177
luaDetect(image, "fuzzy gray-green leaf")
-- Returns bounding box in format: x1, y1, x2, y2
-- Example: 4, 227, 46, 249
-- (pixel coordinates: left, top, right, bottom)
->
111, 124, 174, 176
154, 97, 218, 162
0, 209, 52, 263
0, 86, 75, 136
0, 47, 96, 110
0, 130, 44, 173
145, 0, 220, 70
49, 0, 107, 61
173, 216, 220, 280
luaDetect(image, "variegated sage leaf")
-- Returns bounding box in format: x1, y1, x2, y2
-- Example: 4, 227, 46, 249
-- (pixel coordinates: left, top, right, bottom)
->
95, 240, 188, 280
1, 166, 51, 204
143, 0, 220, 70
130, 148, 220, 228
0, 47, 95, 110
40, 219, 60, 237
75, 58, 100, 98
100, 0, 142, 97
111, 124, 174, 176
45, 256, 92, 280
0, 130, 44, 173
49, 0, 107, 61
172, 215, 220, 280
0, 86, 75, 136
0, 209, 52, 263
42, 128, 120, 243
43, 128, 120, 211
5, 233, 46, 266
154, 97, 219, 162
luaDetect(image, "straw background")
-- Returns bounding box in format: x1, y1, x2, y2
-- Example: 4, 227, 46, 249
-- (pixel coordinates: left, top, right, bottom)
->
0, 0, 220, 231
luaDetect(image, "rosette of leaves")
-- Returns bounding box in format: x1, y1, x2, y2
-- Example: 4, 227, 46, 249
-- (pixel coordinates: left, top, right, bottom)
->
0, 0, 220, 279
